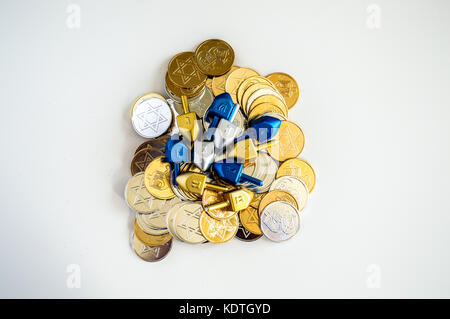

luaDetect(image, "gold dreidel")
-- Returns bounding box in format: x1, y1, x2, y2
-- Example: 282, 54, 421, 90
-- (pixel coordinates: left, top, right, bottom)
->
176, 95, 200, 142
224, 138, 275, 162
176, 172, 232, 196
205, 189, 254, 212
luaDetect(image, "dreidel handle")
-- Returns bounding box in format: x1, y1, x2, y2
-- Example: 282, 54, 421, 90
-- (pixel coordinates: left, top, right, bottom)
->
255, 140, 275, 151
205, 182, 233, 192
205, 200, 230, 212
181, 95, 190, 114
239, 174, 263, 187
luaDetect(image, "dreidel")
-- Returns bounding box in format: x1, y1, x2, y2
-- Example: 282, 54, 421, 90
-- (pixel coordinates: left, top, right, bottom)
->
193, 140, 215, 171
213, 118, 243, 149
213, 162, 263, 187
234, 115, 281, 144
221, 138, 274, 162
176, 95, 201, 142
204, 93, 239, 141
165, 135, 191, 185
204, 188, 254, 212
176, 172, 233, 196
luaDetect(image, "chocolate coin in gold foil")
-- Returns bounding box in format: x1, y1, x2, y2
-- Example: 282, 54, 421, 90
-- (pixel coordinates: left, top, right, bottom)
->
194, 39, 235, 76
125, 172, 165, 213
235, 221, 263, 242
238, 76, 274, 107
168, 52, 207, 89
277, 158, 316, 193
144, 156, 175, 199
267, 121, 305, 162
266, 72, 299, 109
134, 140, 166, 154
247, 94, 288, 116
225, 67, 260, 103
199, 212, 239, 244
247, 103, 287, 121
132, 233, 172, 262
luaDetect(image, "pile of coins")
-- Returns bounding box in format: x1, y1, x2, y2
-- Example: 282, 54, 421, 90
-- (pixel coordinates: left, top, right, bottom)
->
126, 39, 316, 262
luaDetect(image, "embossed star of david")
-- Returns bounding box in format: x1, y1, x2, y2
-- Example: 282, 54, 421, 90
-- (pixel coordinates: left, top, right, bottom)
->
172, 56, 202, 85
206, 218, 229, 240
141, 245, 160, 257
280, 126, 299, 155
245, 209, 259, 225
130, 178, 151, 206
136, 101, 168, 133
178, 207, 202, 239
239, 225, 252, 238
134, 152, 153, 171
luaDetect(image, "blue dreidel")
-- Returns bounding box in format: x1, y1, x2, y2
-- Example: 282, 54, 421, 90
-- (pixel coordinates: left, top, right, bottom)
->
213, 162, 263, 187
235, 115, 282, 144
204, 92, 239, 141
165, 135, 191, 185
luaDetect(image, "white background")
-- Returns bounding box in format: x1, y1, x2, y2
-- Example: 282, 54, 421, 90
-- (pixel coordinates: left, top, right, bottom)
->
1, 0, 449, 298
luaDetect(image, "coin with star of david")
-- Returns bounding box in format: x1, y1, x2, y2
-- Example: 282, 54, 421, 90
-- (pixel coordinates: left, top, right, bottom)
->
131, 95, 172, 138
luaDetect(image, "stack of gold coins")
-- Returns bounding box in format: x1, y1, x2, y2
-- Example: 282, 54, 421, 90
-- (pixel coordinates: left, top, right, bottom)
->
126, 39, 316, 262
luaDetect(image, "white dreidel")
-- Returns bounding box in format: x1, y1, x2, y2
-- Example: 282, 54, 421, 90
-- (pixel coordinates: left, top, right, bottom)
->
213, 118, 244, 149
193, 140, 215, 171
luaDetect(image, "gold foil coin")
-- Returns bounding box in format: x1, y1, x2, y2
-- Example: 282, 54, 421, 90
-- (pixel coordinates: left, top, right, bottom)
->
266, 72, 299, 109
267, 121, 305, 162
199, 212, 239, 244
258, 190, 298, 215
194, 39, 235, 76
239, 193, 264, 235
247, 103, 287, 121
211, 65, 239, 96
225, 67, 260, 103
125, 172, 166, 213
144, 156, 175, 199
277, 158, 316, 193
133, 218, 172, 246
168, 52, 207, 89
247, 94, 288, 116
241, 83, 276, 114
174, 202, 207, 244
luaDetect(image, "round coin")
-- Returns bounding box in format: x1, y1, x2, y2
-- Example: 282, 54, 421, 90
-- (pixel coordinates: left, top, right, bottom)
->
174, 202, 207, 244
260, 201, 300, 242
131, 95, 173, 138
266, 72, 300, 109
246, 88, 286, 114
239, 193, 264, 235
125, 172, 166, 213
258, 190, 298, 215
136, 213, 169, 236
165, 72, 204, 99
130, 147, 164, 176
194, 39, 235, 76
267, 121, 305, 162
144, 156, 176, 199
225, 67, 260, 103
137, 197, 182, 230
277, 158, 316, 193
199, 212, 239, 244
133, 218, 172, 246
241, 83, 277, 115
132, 233, 172, 262
211, 65, 239, 96
168, 52, 207, 89
247, 103, 287, 121
269, 176, 308, 212
247, 94, 288, 116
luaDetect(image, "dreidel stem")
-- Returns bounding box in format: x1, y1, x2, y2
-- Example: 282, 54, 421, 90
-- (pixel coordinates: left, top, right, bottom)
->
205, 183, 232, 192
240, 174, 263, 187
255, 140, 275, 151
181, 95, 190, 114
205, 200, 230, 212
